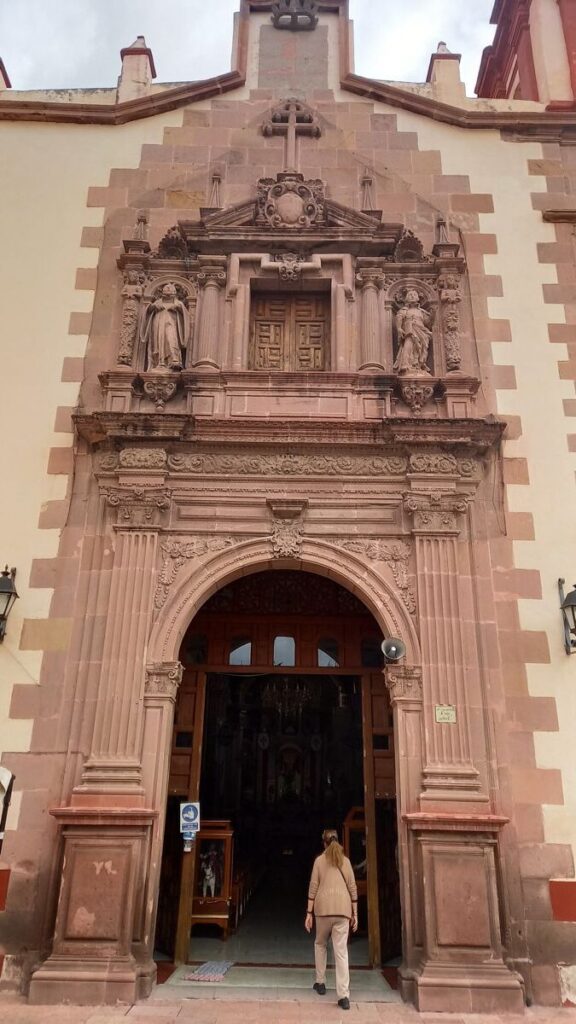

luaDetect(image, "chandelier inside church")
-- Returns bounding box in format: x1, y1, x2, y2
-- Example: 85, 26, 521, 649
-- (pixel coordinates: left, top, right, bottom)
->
262, 676, 311, 716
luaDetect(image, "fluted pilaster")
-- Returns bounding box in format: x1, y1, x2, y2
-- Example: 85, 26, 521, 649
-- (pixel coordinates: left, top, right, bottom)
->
357, 271, 385, 371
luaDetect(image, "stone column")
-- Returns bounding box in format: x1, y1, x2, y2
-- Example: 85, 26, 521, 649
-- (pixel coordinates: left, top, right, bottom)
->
356, 271, 385, 371
78, 488, 171, 798
404, 491, 482, 801
194, 269, 226, 369
29, 487, 171, 1005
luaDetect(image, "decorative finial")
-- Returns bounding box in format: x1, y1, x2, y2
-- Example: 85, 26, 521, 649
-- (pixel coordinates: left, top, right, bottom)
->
134, 210, 149, 242
361, 169, 374, 212
208, 172, 222, 210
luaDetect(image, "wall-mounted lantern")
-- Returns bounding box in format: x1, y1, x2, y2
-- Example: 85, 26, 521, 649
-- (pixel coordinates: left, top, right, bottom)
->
558, 578, 576, 654
0, 567, 18, 643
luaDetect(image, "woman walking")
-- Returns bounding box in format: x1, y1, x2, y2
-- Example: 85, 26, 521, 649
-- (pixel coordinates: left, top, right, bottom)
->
305, 828, 358, 1010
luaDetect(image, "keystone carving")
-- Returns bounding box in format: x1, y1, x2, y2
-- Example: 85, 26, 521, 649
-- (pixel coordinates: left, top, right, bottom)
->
271, 0, 319, 31
404, 492, 468, 534
271, 520, 304, 558
274, 251, 306, 280
104, 487, 171, 528
385, 665, 423, 703
145, 662, 183, 701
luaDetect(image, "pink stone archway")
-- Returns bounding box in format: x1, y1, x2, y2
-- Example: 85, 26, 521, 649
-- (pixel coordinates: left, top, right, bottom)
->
148, 537, 421, 665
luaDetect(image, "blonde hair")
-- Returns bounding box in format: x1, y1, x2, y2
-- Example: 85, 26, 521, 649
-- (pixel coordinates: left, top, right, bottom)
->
322, 829, 344, 869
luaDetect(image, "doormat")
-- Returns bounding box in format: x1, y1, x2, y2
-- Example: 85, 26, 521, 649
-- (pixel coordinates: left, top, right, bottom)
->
184, 960, 235, 982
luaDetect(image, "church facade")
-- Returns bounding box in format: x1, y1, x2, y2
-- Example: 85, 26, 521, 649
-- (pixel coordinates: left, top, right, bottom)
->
1, 0, 576, 1012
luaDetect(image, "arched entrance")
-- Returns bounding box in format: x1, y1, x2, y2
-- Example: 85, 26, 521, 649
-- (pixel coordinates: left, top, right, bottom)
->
154, 568, 403, 985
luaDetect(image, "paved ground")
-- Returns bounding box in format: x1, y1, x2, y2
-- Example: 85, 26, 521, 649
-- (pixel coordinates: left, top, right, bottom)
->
0, 995, 575, 1024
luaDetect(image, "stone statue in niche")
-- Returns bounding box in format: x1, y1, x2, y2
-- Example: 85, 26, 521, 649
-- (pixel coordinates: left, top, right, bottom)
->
141, 282, 190, 372
393, 288, 434, 376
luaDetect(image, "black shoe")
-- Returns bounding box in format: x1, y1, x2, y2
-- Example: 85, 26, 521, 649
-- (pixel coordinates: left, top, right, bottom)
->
338, 997, 350, 1010
313, 982, 326, 995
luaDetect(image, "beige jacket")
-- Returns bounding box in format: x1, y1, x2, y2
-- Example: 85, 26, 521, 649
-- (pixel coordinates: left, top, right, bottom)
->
308, 851, 358, 918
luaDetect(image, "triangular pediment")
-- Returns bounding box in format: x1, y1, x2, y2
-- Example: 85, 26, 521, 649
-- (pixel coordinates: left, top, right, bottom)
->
174, 172, 403, 255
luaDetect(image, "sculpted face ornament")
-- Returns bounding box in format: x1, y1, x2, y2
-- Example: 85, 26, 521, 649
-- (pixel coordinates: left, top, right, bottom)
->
271, 0, 319, 30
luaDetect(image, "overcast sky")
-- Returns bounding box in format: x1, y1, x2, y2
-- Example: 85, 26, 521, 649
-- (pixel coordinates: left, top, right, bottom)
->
0, 0, 495, 96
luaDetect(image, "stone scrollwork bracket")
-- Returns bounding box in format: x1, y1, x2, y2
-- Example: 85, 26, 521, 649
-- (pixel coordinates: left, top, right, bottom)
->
385, 665, 423, 704
404, 492, 469, 535
145, 662, 183, 701
103, 487, 172, 529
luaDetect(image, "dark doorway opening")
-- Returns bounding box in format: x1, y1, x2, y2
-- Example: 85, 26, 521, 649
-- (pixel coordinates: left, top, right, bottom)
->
154, 570, 402, 978
188, 671, 366, 965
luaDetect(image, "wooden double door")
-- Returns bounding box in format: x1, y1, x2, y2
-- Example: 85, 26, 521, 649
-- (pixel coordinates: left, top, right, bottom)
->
249, 292, 331, 370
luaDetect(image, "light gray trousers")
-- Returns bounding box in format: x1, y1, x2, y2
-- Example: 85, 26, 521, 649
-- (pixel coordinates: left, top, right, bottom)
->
314, 915, 350, 999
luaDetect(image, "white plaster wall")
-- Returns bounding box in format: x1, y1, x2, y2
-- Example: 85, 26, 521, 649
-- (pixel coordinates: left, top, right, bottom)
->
384, 105, 576, 871
0, 108, 186, 785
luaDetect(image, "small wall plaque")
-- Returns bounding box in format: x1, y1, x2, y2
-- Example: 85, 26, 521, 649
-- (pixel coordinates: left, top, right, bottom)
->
435, 704, 457, 724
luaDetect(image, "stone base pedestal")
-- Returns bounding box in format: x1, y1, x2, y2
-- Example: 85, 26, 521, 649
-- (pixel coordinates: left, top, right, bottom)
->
29, 958, 141, 1006
403, 812, 525, 1014
28, 806, 156, 1006
411, 962, 525, 1014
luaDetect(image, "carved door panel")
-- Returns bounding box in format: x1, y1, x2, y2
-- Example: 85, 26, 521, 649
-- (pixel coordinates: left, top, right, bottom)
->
250, 292, 330, 370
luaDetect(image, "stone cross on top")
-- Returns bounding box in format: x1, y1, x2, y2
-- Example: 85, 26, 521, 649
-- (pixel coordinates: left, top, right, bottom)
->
262, 97, 321, 171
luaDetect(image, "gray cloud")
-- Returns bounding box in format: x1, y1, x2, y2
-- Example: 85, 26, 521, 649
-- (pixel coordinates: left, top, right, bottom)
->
1, 0, 494, 95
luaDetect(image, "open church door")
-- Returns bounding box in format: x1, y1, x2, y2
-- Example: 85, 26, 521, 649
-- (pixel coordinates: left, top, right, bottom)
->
155, 669, 206, 961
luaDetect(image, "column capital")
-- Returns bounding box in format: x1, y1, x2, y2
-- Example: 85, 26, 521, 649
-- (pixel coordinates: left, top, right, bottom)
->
197, 268, 227, 289
102, 486, 172, 529
385, 665, 423, 704
145, 662, 183, 702
356, 269, 385, 290
404, 491, 468, 535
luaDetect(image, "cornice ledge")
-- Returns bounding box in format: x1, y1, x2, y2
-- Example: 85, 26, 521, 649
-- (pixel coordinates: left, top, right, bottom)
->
341, 73, 576, 141
74, 411, 195, 444
0, 70, 245, 126
387, 417, 504, 452
542, 209, 576, 224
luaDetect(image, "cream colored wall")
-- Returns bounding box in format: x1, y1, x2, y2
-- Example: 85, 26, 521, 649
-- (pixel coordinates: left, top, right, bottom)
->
0, 108, 185, 818
386, 106, 576, 882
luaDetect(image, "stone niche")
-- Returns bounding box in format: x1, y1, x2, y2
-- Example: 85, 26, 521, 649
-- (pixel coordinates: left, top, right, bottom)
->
105, 172, 481, 422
